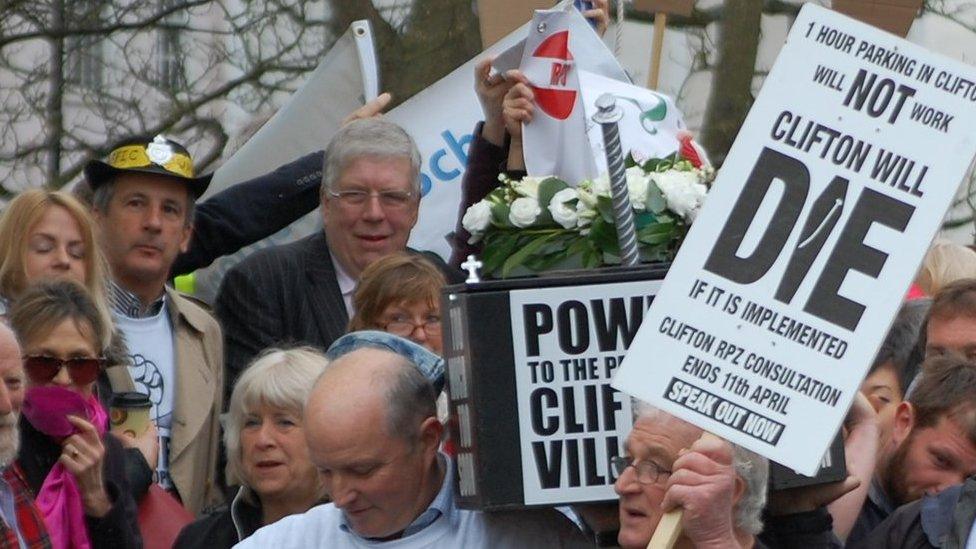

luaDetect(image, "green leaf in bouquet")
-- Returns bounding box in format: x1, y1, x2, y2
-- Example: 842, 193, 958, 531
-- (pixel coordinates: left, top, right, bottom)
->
588, 217, 621, 256
580, 240, 603, 268
640, 158, 667, 173
646, 181, 667, 214
489, 202, 512, 228
637, 220, 677, 246
596, 195, 614, 223
501, 232, 560, 278
535, 230, 575, 256
537, 177, 570, 210
481, 231, 521, 275
564, 236, 591, 258
625, 152, 639, 169
633, 211, 655, 230
641, 152, 680, 173
534, 209, 555, 228
639, 244, 671, 263
523, 235, 575, 271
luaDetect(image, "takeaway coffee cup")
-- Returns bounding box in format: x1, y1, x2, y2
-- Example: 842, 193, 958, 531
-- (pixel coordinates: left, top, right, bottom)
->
109, 392, 152, 438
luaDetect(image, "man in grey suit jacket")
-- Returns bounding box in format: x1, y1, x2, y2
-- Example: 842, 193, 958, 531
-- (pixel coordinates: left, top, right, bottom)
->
215, 118, 461, 402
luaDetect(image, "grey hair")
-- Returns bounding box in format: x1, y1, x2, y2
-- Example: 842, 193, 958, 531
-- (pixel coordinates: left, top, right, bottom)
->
384, 354, 438, 443
224, 347, 329, 491
731, 445, 768, 535
320, 118, 422, 197
632, 400, 768, 536
91, 177, 197, 227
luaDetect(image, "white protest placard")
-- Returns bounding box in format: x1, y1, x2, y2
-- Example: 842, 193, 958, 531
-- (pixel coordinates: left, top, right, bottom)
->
510, 280, 661, 504
612, 4, 976, 474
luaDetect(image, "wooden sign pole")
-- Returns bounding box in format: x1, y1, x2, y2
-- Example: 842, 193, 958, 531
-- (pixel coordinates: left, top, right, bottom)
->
647, 13, 668, 89
647, 509, 683, 549
632, 0, 694, 90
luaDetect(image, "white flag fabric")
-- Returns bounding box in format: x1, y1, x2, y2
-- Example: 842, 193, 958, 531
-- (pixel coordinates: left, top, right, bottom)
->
579, 70, 686, 172
490, 2, 631, 84
520, 10, 599, 185
204, 21, 378, 196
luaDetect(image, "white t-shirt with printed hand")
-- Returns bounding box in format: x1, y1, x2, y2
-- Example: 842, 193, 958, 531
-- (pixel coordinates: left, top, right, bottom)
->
115, 303, 177, 489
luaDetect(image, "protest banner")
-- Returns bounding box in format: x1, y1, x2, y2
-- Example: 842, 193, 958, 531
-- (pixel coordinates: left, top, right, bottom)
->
612, 4, 976, 474
519, 10, 599, 185
444, 268, 667, 508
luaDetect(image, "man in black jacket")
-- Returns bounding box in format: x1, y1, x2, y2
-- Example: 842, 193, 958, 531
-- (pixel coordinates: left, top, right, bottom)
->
214, 118, 461, 403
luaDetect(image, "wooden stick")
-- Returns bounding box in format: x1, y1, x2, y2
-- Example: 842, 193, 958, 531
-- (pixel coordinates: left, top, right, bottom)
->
647, 509, 683, 549
647, 12, 668, 89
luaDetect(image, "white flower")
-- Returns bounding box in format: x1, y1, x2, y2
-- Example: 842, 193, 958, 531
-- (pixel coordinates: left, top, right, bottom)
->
513, 176, 550, 199
576, 201, 594, 228
625, 166, 650, 211
576, 185, 598, 209
461, 200, 492, 234
509, 197, 542, 228
591, 173, 611, 197
652, 170, 708, 221
548, 188, 579, 229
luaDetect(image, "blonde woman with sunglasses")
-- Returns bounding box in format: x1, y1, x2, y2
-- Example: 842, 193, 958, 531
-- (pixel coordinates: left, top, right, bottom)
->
8, 279, 140, 548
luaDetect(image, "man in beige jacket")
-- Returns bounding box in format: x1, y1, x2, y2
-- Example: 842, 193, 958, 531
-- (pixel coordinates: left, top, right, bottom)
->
87, 135, 224, 515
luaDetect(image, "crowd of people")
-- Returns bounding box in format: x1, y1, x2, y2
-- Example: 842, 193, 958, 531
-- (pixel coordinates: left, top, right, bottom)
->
1, 2, 976, 547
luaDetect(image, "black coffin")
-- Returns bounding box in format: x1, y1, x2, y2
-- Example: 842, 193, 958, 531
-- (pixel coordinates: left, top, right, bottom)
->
441, 265, 669, 510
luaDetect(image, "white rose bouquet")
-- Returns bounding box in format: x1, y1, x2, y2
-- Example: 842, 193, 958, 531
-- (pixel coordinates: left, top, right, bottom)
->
462, 150, 714, 277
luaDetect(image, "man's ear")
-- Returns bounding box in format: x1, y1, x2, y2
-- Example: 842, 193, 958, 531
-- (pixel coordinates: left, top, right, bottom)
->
319, 191, 331, 226
91, 205, 106, 225
418, 416, 443, 456
179, 224, 193, 254
891, 401, 916, 446
731, 474, 746, 510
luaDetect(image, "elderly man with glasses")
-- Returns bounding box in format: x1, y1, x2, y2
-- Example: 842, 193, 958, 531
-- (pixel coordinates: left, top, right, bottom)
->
214, 119, 461, 403
615, 402, 851, 549
614, 402, 770, 549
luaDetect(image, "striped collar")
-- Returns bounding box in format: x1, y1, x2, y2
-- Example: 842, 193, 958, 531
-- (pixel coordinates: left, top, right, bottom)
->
108, 280, 165, 319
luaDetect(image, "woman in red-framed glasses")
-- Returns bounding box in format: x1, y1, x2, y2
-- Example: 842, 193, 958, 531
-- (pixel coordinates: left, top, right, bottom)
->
7, 279, 140, 549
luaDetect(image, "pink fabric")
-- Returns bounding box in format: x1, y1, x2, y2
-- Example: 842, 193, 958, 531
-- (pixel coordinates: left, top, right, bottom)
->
24, 387, 108, 549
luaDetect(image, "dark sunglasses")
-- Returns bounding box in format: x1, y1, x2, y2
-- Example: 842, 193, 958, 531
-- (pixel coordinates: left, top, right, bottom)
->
23, 356, 106, 385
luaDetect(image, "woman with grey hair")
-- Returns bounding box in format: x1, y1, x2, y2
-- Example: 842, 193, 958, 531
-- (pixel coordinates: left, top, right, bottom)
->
175, 347, 329, 549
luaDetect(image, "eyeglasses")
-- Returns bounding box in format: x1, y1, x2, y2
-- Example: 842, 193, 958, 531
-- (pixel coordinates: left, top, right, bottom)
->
384, 314, 442, 337
23, 356, 105, 385
327, 189, 415, 210
609, 455, 672, 485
